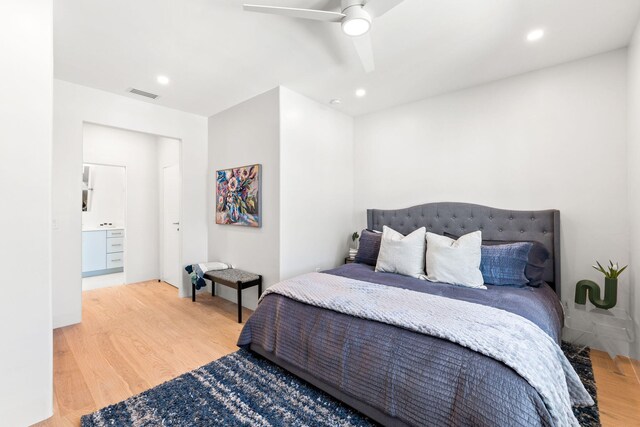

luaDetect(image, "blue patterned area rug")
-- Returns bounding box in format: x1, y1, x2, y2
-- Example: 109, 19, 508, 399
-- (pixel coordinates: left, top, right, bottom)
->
562, 342, 601, 427
81, 343, 600, 427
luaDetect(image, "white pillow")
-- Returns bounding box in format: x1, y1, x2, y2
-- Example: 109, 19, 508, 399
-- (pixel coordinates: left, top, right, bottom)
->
425, 231, 486, 289
375, 226, 426, 279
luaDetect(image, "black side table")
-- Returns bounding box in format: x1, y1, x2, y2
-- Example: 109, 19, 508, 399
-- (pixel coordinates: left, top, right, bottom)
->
200, 269, 262, 323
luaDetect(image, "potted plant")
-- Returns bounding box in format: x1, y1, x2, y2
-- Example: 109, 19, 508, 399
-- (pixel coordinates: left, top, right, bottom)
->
348, 231, 360, 260
575, 260, 627, 309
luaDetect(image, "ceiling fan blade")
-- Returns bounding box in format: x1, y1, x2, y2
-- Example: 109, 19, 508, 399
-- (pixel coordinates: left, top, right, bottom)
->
351, 32, 375, 73
243, 4, 344, 22
362, 0, 405, 18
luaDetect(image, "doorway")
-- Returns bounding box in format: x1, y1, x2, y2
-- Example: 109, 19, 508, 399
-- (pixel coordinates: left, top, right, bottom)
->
81, 123, 182, 292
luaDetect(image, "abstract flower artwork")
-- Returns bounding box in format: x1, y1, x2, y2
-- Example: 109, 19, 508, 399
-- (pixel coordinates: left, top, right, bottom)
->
216, 164, 261, 227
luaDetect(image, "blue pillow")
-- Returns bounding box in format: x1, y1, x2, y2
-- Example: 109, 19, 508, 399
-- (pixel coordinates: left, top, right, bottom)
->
445, 232, 549, 286
354, 229, 382, 266
481, 240, 549, 287
480, 242, 533, 287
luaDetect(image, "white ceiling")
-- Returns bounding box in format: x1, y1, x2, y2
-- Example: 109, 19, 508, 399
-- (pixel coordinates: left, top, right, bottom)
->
54, 0, 640, 117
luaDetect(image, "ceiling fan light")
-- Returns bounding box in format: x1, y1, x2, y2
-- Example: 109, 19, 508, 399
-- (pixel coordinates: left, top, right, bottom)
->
342, 17, 370, 36
341, 5, 371, 37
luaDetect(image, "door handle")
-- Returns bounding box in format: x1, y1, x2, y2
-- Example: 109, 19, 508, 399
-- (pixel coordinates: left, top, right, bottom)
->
172, 222, 180, 225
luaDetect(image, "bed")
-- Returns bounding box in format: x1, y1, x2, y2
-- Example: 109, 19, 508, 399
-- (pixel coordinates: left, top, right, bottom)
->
238, 202, 585, 426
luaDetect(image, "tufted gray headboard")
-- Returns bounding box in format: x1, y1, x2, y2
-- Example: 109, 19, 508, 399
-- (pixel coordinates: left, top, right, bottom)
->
367, 202, 561, 296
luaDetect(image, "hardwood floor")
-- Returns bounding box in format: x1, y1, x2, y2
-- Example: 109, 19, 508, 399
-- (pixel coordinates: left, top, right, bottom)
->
591, 351, 640, 426
36, 281, 251, 427
35, 281, 639, 426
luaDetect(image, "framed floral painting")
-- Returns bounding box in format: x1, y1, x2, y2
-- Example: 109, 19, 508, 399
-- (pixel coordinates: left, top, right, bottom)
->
216, 164, 261, 227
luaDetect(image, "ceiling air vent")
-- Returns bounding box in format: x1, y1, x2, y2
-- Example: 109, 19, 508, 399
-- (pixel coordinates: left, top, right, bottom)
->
127, 88, 159, 99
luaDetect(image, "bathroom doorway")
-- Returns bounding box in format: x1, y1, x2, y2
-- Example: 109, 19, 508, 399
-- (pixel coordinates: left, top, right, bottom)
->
81, 163, 126, 290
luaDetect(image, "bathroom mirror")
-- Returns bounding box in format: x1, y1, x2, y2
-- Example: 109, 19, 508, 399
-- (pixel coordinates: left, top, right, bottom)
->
82, 165, 92, 212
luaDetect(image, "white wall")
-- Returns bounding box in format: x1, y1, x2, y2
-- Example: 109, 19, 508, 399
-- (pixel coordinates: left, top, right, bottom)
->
627, 23, 640, 359
354, 50, 630, 349
83, 123, 161, 284
207, 87, 355, 309
208, 89, 281, 310
53, 80, 208, 328
158, 137, 181, 169
82, 164, 126, 229
279, 87, 354, 279
0, 1, 53, 425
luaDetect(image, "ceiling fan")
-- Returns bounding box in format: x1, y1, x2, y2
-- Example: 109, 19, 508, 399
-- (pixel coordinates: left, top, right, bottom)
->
243, 0, 406, 73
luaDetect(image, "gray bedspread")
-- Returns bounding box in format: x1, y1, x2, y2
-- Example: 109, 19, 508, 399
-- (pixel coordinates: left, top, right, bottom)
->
238, 263, 571, 426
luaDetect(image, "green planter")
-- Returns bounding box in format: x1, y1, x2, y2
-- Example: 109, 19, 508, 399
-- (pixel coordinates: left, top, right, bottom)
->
574, 277, 618, 309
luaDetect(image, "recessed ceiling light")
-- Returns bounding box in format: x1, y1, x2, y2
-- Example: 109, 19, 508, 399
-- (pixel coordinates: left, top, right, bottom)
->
157, 75, 170, 85
330, 99, 342, 105
355, 88, 367, 98
526, 29, 545, 42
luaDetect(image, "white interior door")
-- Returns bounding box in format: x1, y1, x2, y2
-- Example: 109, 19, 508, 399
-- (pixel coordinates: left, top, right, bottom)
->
162, 165, 181, 287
